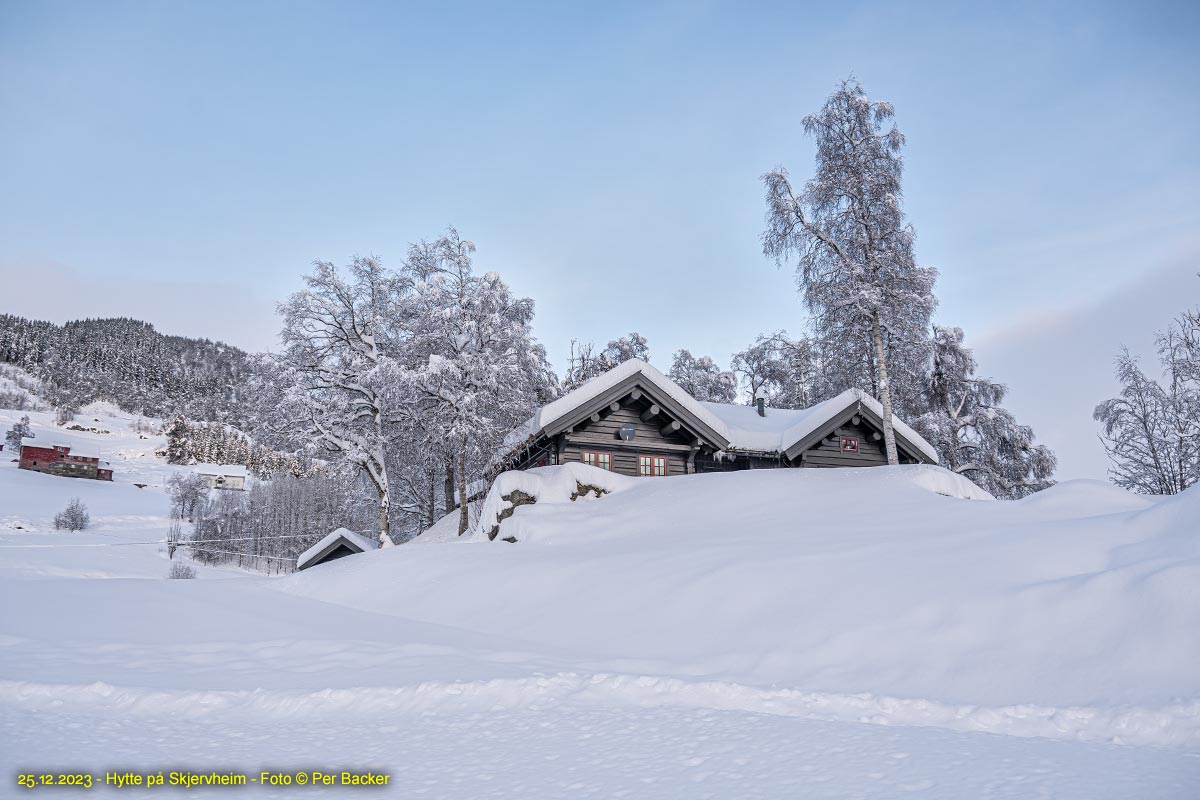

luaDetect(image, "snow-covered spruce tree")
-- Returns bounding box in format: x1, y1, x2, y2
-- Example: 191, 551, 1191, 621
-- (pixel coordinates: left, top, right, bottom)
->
278, 256, 409, 547
5, 414, 34, 450
730, 331, 818, 409
762, 79, 937, 463
915, 326, 1055, 498
668, 350, 737, 403
1094, 306, 1199, 495
402, 229, 557, 535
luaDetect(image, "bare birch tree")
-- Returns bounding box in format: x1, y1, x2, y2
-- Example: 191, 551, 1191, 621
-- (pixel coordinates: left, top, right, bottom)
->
1095, 303, 1200, 494
762, 78, 937, 464
278, 257, 407, 546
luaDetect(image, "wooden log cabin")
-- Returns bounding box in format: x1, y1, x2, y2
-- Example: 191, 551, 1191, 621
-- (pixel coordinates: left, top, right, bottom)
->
499, 359, 937, 477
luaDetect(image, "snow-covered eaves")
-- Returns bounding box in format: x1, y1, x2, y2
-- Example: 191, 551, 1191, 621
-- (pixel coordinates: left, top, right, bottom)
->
704, 389, 939, 464
503, 359, 731, 452
193, 463, 249, 478
296, 527, 377, 571
503, 359, 939, 465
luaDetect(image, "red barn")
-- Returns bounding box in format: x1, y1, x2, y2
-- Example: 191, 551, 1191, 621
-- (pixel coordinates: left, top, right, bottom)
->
19, 443, 113, 481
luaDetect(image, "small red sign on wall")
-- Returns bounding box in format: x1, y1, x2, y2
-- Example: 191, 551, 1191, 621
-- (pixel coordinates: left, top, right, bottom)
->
840, 436, 859, 453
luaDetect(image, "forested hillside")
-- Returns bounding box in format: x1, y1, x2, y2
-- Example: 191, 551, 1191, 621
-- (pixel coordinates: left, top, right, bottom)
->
0, 315, 257, 424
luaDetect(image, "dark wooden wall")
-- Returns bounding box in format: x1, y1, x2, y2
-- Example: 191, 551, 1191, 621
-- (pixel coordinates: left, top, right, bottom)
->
561, 401, 695, 477
560, 440, 689, 477
799, 418, 918, 468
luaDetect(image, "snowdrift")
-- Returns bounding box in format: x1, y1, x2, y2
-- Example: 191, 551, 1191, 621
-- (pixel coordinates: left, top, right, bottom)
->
473, 463, 637, 541
472, 463, 989, 543
278, 466, 1200, 721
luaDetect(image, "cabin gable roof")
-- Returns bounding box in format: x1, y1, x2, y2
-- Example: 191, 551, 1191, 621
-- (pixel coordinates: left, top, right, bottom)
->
500, 360, 939, 467
782, 396, 935, 464
506, 359, 732, 452
541, 371, 732, 449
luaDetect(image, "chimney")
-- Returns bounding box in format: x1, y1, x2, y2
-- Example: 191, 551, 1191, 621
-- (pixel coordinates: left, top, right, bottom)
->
756, 397, 766, 417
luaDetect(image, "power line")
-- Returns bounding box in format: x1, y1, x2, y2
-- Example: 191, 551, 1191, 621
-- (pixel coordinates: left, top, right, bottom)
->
180, 547, 297, 563
0, 532, 342, 548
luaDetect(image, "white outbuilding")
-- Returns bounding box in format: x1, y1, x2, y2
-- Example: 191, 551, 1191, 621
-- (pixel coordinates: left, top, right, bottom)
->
193, 463, 249, 491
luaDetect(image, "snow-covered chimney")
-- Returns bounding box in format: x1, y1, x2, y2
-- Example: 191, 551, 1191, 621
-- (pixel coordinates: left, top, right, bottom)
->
756, 397, 766, 417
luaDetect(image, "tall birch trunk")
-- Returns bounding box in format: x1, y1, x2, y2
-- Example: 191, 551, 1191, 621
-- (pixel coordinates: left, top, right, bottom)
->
444, 462, 456, 516
457, 444, 469, 535
871, 310, 899, 466
377, 492, 391, 547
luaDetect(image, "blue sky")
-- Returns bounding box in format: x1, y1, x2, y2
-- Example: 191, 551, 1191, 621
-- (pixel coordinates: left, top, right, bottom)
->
2, 0, 1198, 479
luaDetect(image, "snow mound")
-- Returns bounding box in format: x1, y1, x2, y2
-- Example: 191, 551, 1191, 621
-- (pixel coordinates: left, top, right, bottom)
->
280, 464, 1200, 718
902, 463, 993, 500
1016, 479, 1156, 516
1106, 486, 1200, 565
473, 463, 637, 541
409, 507, 470, 545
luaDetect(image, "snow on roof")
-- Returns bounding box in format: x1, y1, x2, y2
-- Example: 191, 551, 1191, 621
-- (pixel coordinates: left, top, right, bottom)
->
504, 359, 730, 450
193, 463, 249, 478
703, 389, 939, 462
296, 527, 378, 571
504, 359, 939, 463
44, 443, 105, 460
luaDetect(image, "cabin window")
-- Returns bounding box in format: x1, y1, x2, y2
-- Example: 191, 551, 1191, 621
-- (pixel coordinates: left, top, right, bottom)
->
637, 455, 667, 476
581, 450, 612, 471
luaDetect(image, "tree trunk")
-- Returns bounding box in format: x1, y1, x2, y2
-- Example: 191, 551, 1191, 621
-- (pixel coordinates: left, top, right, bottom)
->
444, 461, 456, 516
378, 491, 392, 547
427, 471, 436, 530
872, 311, 899, 466
457, 444, 469, 536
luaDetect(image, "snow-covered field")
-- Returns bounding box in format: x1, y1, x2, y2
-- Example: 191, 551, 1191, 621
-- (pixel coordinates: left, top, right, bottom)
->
2, 408, 1198, 797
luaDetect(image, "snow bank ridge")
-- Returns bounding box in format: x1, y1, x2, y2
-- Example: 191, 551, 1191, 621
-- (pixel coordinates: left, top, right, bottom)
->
5, 675, 1197, 752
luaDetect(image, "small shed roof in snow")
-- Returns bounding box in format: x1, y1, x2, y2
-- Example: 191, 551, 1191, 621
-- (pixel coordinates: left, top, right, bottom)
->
193, 463, 249, 478
503, 359, 938, 464
296, 528, 377, 571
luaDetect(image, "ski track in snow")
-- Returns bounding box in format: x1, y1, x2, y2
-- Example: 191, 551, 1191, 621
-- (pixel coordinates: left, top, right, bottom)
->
4, 672, 1200, 751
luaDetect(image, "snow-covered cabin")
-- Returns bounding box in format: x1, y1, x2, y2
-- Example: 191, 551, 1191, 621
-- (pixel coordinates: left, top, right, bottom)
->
498, 359, 937, 477
296, 528, 378, 571
193, 463, 248, 491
